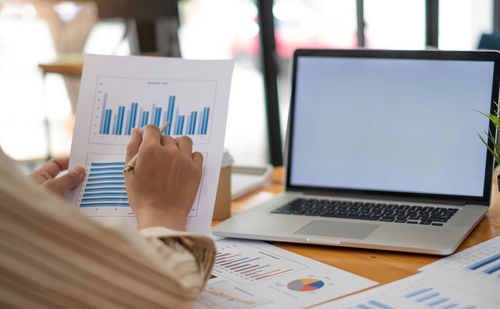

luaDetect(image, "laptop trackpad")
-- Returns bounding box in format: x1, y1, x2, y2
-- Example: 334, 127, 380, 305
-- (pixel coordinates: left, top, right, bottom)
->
295, 220, 379, 239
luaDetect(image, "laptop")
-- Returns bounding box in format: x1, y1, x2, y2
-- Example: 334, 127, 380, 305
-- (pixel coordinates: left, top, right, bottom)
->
214, 49, 500, 255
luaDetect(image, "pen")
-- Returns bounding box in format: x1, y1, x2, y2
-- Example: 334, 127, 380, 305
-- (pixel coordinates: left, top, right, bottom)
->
124, 121, 170, 172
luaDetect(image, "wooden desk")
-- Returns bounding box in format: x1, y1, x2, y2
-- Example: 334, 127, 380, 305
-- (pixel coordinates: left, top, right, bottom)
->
38, 55, 84, 76
221, 167, 500, 288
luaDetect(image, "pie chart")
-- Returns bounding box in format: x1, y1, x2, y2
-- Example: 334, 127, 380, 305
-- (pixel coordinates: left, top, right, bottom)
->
287, 278, 325, 292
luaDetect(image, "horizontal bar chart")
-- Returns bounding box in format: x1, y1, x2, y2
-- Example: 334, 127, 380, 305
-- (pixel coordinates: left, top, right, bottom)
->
213, 243, 304, 284
77, 155, 204, 218
466, 253, 500, 275
402, 286, 473, 309
79, 162, 128, 208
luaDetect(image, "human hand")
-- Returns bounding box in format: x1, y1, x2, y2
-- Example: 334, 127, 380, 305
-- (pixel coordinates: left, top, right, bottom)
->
29, 158, 86, 197
124, 125, 203, 231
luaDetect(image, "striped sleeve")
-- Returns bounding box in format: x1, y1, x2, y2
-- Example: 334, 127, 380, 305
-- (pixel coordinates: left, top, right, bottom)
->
139, 227, 216, 293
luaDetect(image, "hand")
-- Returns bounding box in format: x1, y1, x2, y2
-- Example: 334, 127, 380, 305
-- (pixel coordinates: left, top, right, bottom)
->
30, 158, 86, 197
124, 125, 203, 230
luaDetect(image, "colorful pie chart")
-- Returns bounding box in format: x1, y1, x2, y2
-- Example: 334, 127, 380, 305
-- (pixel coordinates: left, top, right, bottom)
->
287, 278, 325, 292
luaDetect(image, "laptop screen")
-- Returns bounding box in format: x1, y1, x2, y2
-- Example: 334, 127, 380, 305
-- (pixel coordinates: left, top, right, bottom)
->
287, 50, 498, 203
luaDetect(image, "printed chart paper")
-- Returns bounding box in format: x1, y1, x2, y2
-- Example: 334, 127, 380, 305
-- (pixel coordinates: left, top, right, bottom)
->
319, 236, 500, 308
67, 54, 233, 234
195, 238, 377, 309
420, 235, 500, 282
316, 272, 499, 309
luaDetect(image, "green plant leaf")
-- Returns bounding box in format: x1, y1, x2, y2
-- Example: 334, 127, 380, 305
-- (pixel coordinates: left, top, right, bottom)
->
475, 102, 500, 164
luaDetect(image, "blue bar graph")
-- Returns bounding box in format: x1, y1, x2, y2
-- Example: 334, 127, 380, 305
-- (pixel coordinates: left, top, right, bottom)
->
104, 110, 112, 135
415, 292, 438, 302
404, 288, 432, 298
402, 286, 475, 309
467, 253, 500, 271
112, 106, 125, 135
124, 110, 131, 135
97, 93, 211, 137
367, 300, 394, 309
99, 93, 108, 134
428, 297, 449, 306
80, 162, 129, 207
165, 96, 175, 134
483, 263, 500, 274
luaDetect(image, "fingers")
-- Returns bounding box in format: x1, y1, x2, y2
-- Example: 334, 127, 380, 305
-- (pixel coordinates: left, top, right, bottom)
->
44, 166, 86, 196
192, 151, 203, 170
30, 157, 70, 184
53, 158, 70, 171
126, 128, 143, 162
176, 136, 193, 155
161, 135, 177, 146
141, 125, 162, 146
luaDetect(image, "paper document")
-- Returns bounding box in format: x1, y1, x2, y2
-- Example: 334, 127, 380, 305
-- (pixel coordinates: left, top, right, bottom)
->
67, 54, 233, 234
420, 235, 500, 282
195, 238, 377, 309
319, 236, 500, 308
317, 272, 499, 309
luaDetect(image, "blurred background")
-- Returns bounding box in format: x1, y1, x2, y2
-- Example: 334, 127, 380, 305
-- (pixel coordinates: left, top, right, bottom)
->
0, 0, 496, 167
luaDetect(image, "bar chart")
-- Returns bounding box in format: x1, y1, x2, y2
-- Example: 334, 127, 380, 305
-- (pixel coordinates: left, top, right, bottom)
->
343, 287, 469, 309
212, 241, 307, 284
421, 237, 500, 281
401, 286, 469, 308
80, 161, 128, 208
76, 153, 204, 218
201, 239, 376, 309
466, 253, 500, 276
323, 274, 493, 309
90, 76, 216, 145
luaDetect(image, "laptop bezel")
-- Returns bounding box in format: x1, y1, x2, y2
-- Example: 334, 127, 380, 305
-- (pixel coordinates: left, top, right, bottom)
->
284, 49, 499, 206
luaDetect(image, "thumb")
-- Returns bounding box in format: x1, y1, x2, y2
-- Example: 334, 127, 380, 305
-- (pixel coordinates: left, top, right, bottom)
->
44, 166, 86, 196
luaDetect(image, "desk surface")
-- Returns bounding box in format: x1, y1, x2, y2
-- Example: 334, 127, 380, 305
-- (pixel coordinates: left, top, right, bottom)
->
222, 167, 500, 287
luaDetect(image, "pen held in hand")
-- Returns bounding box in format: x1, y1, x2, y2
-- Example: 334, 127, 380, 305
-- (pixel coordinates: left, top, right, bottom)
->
124, 121, 171, 172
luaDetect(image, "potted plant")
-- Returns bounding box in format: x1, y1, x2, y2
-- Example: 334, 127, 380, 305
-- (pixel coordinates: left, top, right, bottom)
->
477, 102, 500, 190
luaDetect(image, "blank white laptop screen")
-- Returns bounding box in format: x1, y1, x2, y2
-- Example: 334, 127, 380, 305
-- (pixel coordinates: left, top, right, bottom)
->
289, 56, 495, 197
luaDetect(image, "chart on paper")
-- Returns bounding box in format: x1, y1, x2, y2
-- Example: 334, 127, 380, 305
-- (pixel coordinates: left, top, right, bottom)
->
196, 238, 377, 309
89, 76, 216, 144
320, 273, 498, 309
76, 153, 205, 218
213, 240, 309, 284
420, 235, 500, 282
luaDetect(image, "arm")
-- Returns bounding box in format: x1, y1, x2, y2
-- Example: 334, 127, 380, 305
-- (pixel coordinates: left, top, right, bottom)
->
123, 125, 215, 294
1, 148, 213, 308
27, 126, 215, 303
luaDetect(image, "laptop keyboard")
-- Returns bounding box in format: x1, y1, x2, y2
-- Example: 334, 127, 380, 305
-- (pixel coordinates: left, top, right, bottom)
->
270, 198, 458, 226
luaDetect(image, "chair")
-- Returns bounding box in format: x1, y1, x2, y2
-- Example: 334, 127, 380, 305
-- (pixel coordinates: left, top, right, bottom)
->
478, 32, 500, 50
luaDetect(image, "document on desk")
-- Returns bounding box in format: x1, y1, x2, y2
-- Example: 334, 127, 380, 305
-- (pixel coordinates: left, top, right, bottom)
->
417, 235, 500, 298
317, 272, 500, 309
195, 238, 377, 309
66, 54, 233, 234
419, 235, 500, 284
319, 237, 500, 308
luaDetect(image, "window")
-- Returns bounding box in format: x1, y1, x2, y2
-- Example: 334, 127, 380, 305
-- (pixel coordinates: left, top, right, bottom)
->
439, 0, 493, 50
364, 0, 425, 49
179, 0, 268, 164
